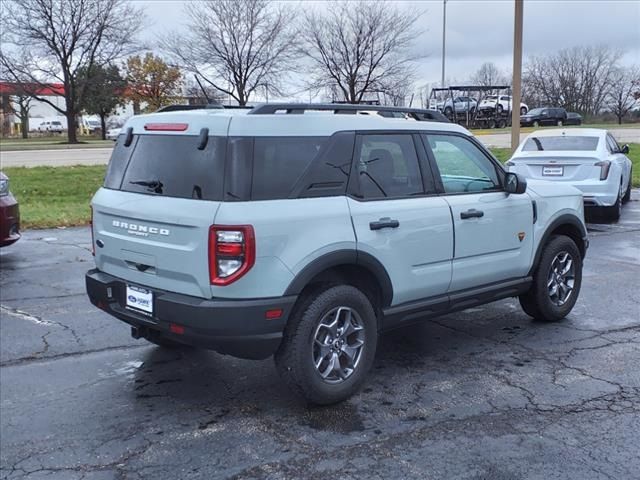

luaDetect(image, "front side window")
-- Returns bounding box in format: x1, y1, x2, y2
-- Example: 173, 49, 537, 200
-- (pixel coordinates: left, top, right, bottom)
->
424, 134, 501, 194
355, 134, 423, 199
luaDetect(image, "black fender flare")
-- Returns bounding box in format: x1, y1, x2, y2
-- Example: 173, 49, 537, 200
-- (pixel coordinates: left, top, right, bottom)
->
283, 249, 393, 307
529, 214, 588, 275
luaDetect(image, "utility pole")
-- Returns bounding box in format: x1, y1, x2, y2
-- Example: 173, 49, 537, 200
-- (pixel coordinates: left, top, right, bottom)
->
441, 0, 447, 87
511, 0, 524, 152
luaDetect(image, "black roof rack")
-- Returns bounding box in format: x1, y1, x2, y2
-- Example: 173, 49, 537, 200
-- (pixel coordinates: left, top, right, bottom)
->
247, 103, 449, 123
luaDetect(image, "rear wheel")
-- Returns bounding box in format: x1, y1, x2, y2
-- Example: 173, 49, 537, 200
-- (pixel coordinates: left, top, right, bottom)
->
497, 104, 504, 114
520, 106, 528, 115
557, 120, 563, 127
444, 106, 453, 116
275, 285, 378, 405
622, 169, 632, 204
519, 235, 582, 322
602, 183, 622, 221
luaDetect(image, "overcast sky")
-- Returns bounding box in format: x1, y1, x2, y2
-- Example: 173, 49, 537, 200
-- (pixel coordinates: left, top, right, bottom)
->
136, 0, 640, 98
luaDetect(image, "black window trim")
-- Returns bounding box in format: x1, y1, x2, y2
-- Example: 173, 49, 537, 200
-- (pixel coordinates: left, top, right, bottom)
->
420, 131, 507, 196
346, 130, 439, 202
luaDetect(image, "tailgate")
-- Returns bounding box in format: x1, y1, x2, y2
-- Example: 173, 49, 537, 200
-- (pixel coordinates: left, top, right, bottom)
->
93, 189, 220, 298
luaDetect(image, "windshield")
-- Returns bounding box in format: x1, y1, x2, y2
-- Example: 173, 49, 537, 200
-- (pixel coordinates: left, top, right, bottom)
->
527, 108, 544, 115
522, 136, 599, 151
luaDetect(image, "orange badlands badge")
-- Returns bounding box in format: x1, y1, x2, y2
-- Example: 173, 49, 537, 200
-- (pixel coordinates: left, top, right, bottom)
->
518, 232, 526, 242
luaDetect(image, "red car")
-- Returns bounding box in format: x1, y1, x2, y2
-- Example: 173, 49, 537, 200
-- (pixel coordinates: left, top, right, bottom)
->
0, 172, 20, 247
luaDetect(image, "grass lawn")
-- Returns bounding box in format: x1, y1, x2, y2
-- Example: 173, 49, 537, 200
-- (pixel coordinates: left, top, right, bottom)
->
0, 136, 113, 151
4, 165, 106, 229
4, 144, 639, 229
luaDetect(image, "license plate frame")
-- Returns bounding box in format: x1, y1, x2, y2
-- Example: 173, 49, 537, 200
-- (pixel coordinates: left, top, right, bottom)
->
126, 284, 154, 315
542, 165, 564, 176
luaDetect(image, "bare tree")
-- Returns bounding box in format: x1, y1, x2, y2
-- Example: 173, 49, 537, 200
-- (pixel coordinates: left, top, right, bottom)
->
523, 46, 622, 115
0, 0, 143, 143
607, 66, 640, 124
471, 62, 508, 87
300, 1, 423, 104
162, 0, 298, 106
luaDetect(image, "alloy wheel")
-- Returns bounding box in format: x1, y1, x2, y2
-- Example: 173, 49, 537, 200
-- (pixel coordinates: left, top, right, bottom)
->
312, 306, 365, 384
547, 251, 576, 306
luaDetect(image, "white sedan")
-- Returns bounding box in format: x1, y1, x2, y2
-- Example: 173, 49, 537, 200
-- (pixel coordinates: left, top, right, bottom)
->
506, 128, 633, 221
106, 127, 121, 140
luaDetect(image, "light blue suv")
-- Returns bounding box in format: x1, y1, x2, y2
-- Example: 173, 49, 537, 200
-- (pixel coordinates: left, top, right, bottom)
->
86, 104, 588, 404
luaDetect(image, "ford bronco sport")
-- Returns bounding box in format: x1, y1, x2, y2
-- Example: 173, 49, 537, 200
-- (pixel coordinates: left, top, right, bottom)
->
86, 104, 588, 404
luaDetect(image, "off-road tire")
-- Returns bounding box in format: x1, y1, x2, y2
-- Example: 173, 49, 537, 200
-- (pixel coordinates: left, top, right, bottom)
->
519, 235, 582, 322
275, 285, 378, 405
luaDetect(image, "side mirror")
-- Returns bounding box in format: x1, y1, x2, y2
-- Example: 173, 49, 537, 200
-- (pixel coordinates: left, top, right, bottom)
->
505, 172, 527, 194
620, 144, 629, 155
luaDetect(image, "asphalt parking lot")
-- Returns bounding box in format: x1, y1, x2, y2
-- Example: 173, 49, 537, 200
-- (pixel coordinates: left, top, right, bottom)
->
1, 193, 639, 480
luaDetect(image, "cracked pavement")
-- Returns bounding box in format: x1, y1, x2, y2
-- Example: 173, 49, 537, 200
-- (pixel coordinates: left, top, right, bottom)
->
1, 193, 639, 480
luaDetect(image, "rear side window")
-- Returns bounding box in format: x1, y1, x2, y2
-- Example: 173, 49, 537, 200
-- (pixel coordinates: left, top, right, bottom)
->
522, 136, 599, 151
104, 135, 226, 201
251, 137, 327, 200
355, 134, 423, 199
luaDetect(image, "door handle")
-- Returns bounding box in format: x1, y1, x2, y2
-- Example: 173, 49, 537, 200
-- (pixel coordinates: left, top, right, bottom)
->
460, 209, 484, 219
369, 217, 400, 230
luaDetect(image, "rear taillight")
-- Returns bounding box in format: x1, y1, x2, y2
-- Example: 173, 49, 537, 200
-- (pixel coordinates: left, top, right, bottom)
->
594, 160, 611, 180
90, 206, 95, 256
208, 225, 255, 285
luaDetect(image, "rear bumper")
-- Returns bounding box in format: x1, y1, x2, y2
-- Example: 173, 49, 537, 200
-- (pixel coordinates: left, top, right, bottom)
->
85, 269, 297, 359
571, 180, 619, 207
0, 194, 20, 247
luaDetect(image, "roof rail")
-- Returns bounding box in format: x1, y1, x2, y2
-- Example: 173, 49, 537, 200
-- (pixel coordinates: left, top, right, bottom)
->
247, 103, 449, 123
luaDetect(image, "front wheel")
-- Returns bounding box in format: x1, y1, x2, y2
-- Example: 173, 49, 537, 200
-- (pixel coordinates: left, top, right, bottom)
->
533, 120, 540, 127
520, 106, 528, 115
497, 104, 504, 114
519, 235, 582, 322
275, 285, 378, 405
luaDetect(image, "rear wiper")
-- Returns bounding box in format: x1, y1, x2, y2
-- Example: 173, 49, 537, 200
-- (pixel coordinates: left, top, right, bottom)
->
130, 179, 163, 194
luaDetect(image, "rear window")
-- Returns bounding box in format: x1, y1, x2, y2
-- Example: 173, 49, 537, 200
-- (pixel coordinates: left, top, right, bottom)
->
104, 135, 226, 201
522, 136, 599, 152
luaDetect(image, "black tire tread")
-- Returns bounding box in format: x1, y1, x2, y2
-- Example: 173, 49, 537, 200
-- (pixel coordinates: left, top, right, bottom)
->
274, 285, 377, 405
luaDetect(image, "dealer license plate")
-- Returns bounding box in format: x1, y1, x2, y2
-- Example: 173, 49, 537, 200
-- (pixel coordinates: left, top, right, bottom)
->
542, 166, 564, 176
126, 285, 153, 315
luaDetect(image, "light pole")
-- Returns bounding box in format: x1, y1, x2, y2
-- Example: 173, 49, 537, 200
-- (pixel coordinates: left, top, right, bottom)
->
441, 0, 447, 87
511, 0, 524, 152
